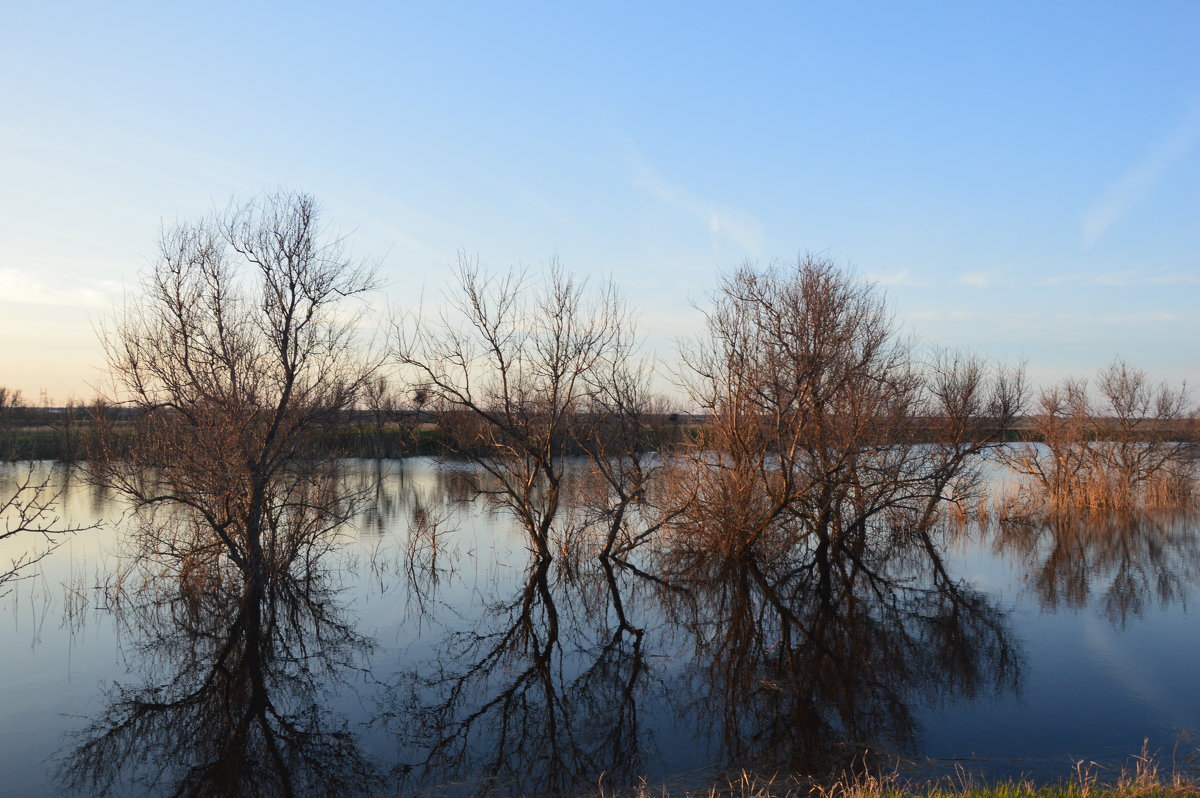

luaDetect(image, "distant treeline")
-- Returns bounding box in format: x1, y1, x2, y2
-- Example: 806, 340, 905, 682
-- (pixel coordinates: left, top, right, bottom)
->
1, 404, 1195, 462
0, 406, 695, 461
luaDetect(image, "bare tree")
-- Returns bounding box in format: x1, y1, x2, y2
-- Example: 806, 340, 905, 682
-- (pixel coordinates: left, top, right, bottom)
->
573, 344, 683, 559
917, 348, 1027, 524
361, 374, 399, 458
1095, 360, 1193, 505
1, 467, 76, 589
671, 256, 1024, 565
394, 257, 623, 560
91, 191, 379, 587
1, 386, 96, 588
999, 359, 1194, 511
674, 256, 911, 559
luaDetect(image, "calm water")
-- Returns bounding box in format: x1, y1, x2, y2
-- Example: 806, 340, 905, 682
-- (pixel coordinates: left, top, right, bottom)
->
1, 459, 1199, 797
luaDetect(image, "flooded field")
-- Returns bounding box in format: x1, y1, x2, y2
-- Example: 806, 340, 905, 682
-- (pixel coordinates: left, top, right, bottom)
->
2, 458, 1199, 797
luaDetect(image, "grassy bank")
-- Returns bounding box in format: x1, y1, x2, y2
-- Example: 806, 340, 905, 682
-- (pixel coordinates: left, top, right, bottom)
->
593, 755, 1200, 798
597, 774, 1200, 798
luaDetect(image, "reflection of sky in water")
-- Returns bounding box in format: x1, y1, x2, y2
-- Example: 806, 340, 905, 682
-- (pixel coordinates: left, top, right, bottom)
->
2, 460, 1199, 795
921, 506, 1200, 780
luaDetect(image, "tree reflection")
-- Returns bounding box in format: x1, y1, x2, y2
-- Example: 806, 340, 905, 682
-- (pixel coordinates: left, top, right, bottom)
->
391, 513, 1020, 791
989, 512, 1200, 626
354, 457, 476, 538
393, 556, 650, 796
58, 566, 379, 798
50, 449, 1033, 796
657, 518, 1020, 777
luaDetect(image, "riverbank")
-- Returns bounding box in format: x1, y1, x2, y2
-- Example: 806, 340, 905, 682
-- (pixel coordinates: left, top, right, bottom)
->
599, 765, 1200, 797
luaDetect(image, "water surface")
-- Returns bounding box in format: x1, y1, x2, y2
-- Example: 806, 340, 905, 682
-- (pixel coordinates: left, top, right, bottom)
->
1, 459, 1198, 796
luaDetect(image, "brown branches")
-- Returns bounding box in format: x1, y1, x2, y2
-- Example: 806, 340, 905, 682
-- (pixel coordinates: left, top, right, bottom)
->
997, 359, 1195, 513
394, 256, 627, 559
1, 464, 95, 590
92, 191, 380, 586
670, 255, 1025, 561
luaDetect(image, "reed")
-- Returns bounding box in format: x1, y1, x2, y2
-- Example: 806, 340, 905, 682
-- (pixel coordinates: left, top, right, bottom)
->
995, 361, 1196, 515
594, 755, 1200, 797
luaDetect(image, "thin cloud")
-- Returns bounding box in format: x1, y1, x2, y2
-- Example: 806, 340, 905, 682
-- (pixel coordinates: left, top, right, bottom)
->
1082, 107, 1200, 246
906, 309, 1181, 329
1092, 271, 1200, 287
909, 310, 976, 322
1037, 269, 1200, 287
867, 268, 922, 286
606, 122, 764, 257
1036, 272, 1086, 286
1056, 311, 1180, 324
0, 268, 121, 308
632, 163, 764, 256
955, 270, 1006, 288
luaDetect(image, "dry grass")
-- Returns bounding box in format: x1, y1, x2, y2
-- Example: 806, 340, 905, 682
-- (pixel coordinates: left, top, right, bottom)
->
590, 748, 1200, 798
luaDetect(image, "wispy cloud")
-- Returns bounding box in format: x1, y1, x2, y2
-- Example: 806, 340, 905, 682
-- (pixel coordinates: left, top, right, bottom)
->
1037, 269, 1200, 287
1091, 271, 1200, 287
0, 268, 121, 308
955, 270, 1006, 288
631, 162, 764, 256
909, 310, 976, 323
1057, 310, 1180, 324
907, 309, 1184, 327
1082, 107, 1200, 246
866, 268, 922, 286
604, 121, 764, 257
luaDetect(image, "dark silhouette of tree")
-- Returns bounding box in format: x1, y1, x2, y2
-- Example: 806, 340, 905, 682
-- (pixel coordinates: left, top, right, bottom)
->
392, 557, 652, 795
657, 507, 1020, 777
59, 558, 379, 797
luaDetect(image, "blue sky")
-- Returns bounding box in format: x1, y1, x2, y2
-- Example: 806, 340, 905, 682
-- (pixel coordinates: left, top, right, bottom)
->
2, 1, 1198, 401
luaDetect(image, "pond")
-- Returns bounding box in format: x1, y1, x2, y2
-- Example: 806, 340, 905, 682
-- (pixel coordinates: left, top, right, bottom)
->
1, 458, 1198, 796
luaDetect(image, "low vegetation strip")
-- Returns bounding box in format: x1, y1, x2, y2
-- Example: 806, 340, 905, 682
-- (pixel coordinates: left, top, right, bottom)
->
593, 767, 1200, 797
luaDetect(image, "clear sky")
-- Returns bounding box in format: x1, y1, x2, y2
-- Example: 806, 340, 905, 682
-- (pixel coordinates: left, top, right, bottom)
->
2, 1, 1198, 402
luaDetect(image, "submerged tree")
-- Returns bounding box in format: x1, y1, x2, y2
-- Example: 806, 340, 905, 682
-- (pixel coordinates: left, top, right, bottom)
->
659, 258, 1026, 772
572, 354, 682, 560
91, 191, 379, 586
0, 464, 94, 589
2, 386, 97, 586
394, 257, 628, 560
998, 359, 1195, 512
673, 255, 1024, 561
